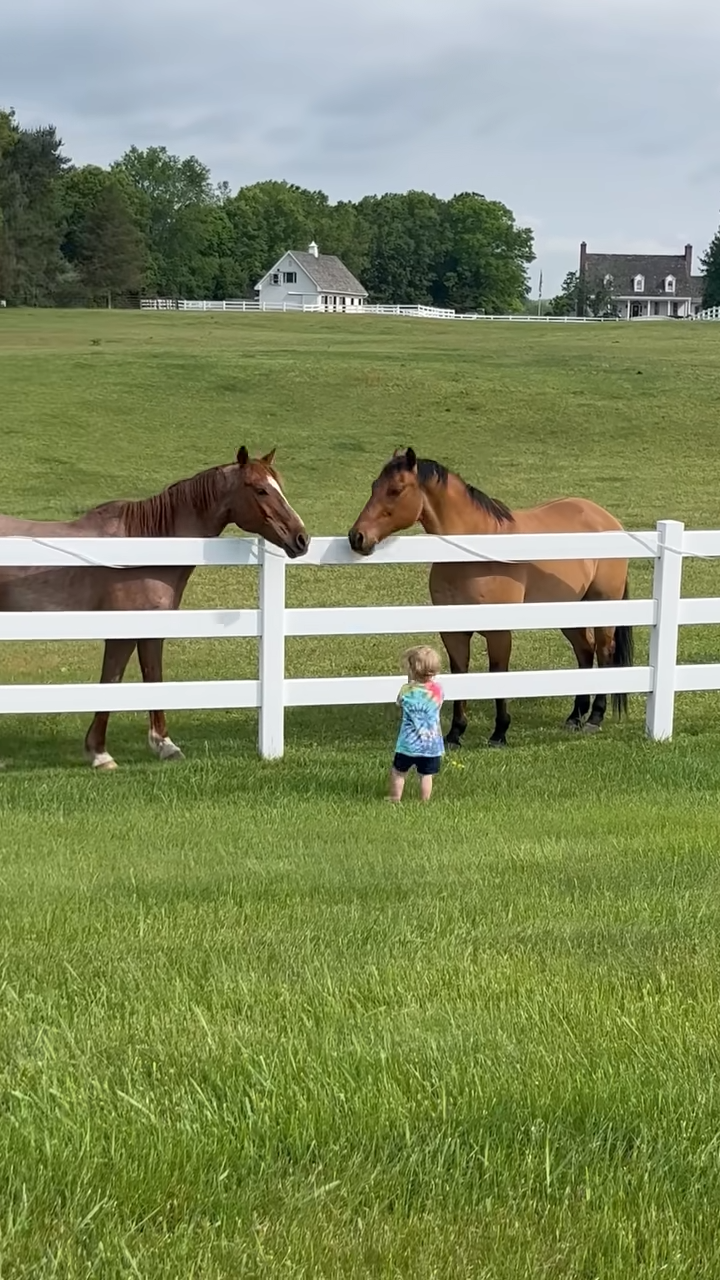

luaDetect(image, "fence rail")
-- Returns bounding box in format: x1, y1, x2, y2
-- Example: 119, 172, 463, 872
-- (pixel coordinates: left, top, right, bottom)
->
0, 521, 715, 754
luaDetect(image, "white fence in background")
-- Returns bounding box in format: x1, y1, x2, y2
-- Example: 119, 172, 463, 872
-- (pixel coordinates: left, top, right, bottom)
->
0, 520, 717, 755
140, 297, 618, 323
693, 306, 720, 321
140, 298, 323, 313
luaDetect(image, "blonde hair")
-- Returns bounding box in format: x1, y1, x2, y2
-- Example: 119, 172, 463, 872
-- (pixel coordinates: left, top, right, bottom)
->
404, 645, 441, 683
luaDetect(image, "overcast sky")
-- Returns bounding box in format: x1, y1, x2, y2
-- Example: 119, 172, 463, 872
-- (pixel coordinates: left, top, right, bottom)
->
3, 0, 718, 294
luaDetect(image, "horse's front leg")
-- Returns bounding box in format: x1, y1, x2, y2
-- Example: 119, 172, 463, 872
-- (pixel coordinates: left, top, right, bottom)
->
137, 638, 184, 761
441, 630, 472, 748
85, 639, 137, 771
485, 629, 513, 747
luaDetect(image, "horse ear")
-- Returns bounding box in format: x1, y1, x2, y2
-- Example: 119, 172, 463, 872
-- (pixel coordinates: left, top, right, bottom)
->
237, 446, 249, 466
405, 447, 417, 470
392, 447, 405, 458
261, 448, 276, 466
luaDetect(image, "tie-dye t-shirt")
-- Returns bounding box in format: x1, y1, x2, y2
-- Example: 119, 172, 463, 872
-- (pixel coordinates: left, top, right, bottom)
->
395, 680, 445, 757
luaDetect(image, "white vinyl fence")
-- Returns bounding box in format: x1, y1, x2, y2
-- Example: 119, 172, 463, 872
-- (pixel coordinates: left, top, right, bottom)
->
140, 298, 617, 323
140, 298, 323, 313
0, 520, 716, 755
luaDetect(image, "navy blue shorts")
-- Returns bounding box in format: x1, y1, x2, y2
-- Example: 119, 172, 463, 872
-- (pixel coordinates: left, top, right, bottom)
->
393, 752, 442, 777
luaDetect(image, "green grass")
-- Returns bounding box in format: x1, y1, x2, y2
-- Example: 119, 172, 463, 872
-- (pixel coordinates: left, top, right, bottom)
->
2, 309, 720, 1276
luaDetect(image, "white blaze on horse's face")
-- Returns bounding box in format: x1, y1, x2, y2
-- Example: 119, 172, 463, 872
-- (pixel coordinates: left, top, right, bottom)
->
266, 474, 303, 525
253, 469, 309, 559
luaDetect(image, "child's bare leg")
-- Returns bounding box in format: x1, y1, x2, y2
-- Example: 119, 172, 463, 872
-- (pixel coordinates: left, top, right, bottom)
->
420, 774, 433, 802
388, 768, 406, 802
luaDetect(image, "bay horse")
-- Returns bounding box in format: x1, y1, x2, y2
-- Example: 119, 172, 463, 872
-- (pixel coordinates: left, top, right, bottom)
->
348, 448, 633, 747
0, 447, 309, 770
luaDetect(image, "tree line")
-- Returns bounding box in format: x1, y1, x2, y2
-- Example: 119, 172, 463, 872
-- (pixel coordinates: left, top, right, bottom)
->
0, 108, 535, 312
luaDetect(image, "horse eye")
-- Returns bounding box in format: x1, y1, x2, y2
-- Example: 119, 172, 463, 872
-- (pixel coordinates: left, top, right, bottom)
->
256, 487, 268, 497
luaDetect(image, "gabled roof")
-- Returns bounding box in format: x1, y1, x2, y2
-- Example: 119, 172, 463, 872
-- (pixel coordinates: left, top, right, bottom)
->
584, 252, 702, 299
258, 249, 367, 296
291, 252, 367, 296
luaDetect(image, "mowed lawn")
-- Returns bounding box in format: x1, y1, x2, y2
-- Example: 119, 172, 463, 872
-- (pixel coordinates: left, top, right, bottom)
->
1, 310, 720, 1277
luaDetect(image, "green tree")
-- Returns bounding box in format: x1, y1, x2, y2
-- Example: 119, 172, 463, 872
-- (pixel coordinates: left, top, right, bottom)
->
548, 270, 616, 318
701, 226, 720, 309
435, 193, 533, 313
112, 145, 218, 295
547, 271, 579, 316
0, 110, 19, 298
0, 111, 69, 304
585, 276, 617, 318
61, 164, 137, 264
354, 192, 442, 304
77, 180, 145, 306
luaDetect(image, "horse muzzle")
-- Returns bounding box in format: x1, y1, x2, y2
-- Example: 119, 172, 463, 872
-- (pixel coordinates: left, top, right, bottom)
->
284, 530, 310, 559
348, 527, 376, 556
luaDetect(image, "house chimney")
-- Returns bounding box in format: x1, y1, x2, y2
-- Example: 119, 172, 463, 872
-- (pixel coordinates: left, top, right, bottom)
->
579, 241, 587, 274
308, 241, 319, 258
685, 243, 693, 274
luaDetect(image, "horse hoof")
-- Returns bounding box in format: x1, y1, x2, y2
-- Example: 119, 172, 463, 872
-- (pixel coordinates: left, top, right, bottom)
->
564, 719, 582, 732
148, 733, 184, 762
89, 752, 118, 772
582, 722, 601, 735
488, 738, 507, 749
444, 737, 463, 751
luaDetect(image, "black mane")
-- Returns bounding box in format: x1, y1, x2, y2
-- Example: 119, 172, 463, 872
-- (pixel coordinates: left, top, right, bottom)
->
383, 456, 514, 525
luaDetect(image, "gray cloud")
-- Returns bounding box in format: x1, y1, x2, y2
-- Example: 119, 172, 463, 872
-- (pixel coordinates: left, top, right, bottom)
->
2, 0, 719, 291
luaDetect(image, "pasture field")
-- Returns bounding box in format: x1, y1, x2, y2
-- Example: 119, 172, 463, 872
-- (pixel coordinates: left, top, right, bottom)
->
1, 309, 720, 1278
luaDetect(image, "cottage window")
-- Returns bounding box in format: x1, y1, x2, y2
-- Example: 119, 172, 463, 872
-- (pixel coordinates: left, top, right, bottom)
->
665, 275, 675, 293
283, 271, 297, 284
270, 272, 280, 285
633, 274, 644, 293
603, 274, 613, 288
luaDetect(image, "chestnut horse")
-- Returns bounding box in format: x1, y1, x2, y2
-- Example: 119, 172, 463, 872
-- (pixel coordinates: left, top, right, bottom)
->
0, 447, 309, 770
348, 448, 633, 748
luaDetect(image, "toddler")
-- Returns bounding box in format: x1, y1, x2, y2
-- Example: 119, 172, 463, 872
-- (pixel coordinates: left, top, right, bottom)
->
389, 645, 444, 802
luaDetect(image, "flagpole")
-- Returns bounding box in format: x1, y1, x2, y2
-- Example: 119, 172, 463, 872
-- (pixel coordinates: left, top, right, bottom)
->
537, 269, 543, 317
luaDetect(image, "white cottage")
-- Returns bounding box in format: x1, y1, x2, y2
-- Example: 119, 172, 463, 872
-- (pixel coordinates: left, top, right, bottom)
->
255, 242, 368, 312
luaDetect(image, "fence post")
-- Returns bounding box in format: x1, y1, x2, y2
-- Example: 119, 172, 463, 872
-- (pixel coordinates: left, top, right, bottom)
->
645, 518, 684, 741
258, 540, 286, 758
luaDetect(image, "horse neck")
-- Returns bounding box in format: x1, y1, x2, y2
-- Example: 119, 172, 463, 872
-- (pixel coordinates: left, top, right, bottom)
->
419, 475, 504, 535
121, 468, 231, 537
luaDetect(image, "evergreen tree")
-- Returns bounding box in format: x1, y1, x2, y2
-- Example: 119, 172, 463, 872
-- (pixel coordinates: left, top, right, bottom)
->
78, 181, 144, 306
547, 270, 616, 318
0, 113, 68, 304
547, 272, 579, 316
701, 226, 720, 309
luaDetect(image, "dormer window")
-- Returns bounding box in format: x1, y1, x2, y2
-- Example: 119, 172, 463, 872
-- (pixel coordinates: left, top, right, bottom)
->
604, 274, 613, 288
633, 274, 645, 293
665, 275, 675, 293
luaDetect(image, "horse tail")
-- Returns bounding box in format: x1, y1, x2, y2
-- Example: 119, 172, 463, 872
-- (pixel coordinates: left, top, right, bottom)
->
611, 577, 634, 718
